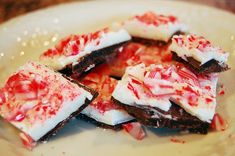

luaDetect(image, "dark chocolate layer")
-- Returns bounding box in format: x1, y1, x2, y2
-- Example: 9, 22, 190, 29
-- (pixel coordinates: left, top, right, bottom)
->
59, 41, 129, 77
132, 37, 167, 46
39, 82, 98, 142
112, 97, 210, 134
132, 31, 184, 46
77, 114, 135, 131
172, 52, 229, 74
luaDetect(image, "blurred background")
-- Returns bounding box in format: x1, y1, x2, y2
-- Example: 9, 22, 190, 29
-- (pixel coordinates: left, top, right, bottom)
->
0, 0, 235, 24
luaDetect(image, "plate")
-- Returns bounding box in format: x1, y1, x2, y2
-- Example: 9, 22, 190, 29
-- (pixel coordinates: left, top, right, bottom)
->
0, 1, 235, 156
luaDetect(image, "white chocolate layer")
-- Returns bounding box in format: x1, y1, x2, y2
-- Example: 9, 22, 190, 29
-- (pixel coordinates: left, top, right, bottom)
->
82, 105, 133, 126
112, 12, 188, 42
40, 29, 131, 70
0, 62, 93, 141
169, 34, 229, 65
112, 64, 218, 123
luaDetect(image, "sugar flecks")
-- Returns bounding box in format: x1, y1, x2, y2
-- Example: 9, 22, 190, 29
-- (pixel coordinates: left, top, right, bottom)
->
170, 137, 186, 144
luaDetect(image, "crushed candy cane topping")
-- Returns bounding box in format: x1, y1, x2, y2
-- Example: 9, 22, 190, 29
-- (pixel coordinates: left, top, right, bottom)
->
113, 11, 188, 42
170, 34, 229, 65
81, 73, 120, 113
134, 11, 178, 26
40, 28, 131, 70
108, 42, 173, 76
0, 62, 93, 141
42, 28, 109, 58
112, 64, 218, 122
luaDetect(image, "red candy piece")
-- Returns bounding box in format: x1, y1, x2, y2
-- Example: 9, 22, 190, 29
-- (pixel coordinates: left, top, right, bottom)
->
5, 73, 49, 101
219, 90, 225, 95
161, 53, 173, 62
147, 71, 157, 79
131, 78, 142, 85
205, 98, 213, 103
187, 35, 196, 42
19, 132, 36, 150
177, 68, 199, 86
122, 122, 146, 140
170, 138, 186, 144
173, 36, 184, 46
205, 86, 211, 90
9, 111, 26, 122
218, 84, 225, 96
211, 113, 228, 131
127, 83, 140, 99
0, 89, 6, 105
182, 85, 199, 96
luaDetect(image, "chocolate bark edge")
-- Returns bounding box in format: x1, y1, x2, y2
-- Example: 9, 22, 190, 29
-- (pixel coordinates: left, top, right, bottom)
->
132, 37, 167, 46
77, 114, 135, 131
59, 41, 130, 77
132, 31, 185, 46
39, 85, 98, 142
171, 52, 229, 74
111, 97, 210, 134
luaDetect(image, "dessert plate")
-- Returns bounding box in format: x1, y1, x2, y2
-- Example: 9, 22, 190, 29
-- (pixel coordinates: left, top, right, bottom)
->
0, 1, 235, 155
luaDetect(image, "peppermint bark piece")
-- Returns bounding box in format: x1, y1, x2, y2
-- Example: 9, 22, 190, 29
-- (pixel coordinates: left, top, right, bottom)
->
170, 34, 229, 74
79, 70, 134, 130
40, 28, 131, 76
113, 11, 187, 44
0, 62, 97, 148
112, 64, 218, 134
